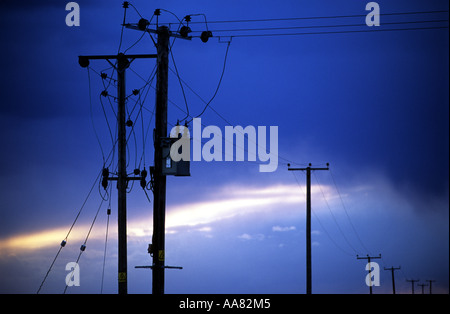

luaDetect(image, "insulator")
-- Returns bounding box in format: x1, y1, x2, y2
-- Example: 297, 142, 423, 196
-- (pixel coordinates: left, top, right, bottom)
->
100, 72, 107, 80
179, 26, 191, 38
102, 167, 109, 190
200, 31, 213, 43
78, 56, 89, 68
107, 208, 111, 215
138, 18, 150, 30
126, 119, 133, 127
80, 244, 86, 251
132, 89, 139, 96
61, 240, 67, 247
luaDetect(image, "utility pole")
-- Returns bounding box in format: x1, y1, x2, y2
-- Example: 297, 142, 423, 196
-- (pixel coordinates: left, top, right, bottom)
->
384, 266, 401, 294
418, 283, 428, 294
78, 53, 157, 294
288, 163, 329, 294
406, 279, 419, 294
356, 254, 381, 294
116, 53, 129, 295
125, 15, 194, 294
426, 280, 436, 294
152, 25, 170, 296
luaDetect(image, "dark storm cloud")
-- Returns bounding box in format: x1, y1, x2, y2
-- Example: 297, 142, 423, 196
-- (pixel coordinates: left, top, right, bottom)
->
0, 0, 99, 9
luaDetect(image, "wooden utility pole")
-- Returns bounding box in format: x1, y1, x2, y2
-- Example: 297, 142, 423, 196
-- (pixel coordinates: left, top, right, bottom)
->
426, 280, 436, 294
124, 18, 192, 294
288, 163, 329, 294
418, 283, 428, 294
406, 279, 419, 294
356, 254, 381, 294
384, 266, 401, 294
116, 53, 129, 295
78, 53, 156, 294
152, 26, 170, 295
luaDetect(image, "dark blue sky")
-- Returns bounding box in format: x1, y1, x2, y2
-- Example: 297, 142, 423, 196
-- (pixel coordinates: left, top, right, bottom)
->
0, 0, 448, 294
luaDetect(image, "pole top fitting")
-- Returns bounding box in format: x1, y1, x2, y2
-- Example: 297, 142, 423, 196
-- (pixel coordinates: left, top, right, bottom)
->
78, 56, 89, 68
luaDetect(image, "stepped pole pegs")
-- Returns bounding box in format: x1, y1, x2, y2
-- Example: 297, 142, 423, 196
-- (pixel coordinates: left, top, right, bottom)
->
200, 31, 213, 43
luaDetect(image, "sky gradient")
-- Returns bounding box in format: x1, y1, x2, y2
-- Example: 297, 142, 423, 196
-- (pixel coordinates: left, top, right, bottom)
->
0, 0, 448, 294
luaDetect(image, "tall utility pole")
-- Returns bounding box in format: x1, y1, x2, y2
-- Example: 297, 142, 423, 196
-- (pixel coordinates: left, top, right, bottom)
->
418, 283, 428, 294
426, 280, 436, 294
288, 163, 329, 294
356, 254, 381, 294
116, 54, 129, 295
406, 279, 419, 294
79, 53, 157, 294
125, 18, 193, 294
384, 266, 401, 294
152, 26, 170, 295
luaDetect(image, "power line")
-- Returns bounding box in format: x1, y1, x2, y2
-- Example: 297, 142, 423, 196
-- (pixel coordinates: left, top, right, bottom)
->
312, 171, 361, 255
64, 198, 105, 294
189, 40, 232, 121
192, 19, 448, 33
290, 171, 354, 257
100, 194, 112, 294
36, 169, 103, 294
154, 10, 449, 26
196, 25, 448, 39
329, 169, 372, 255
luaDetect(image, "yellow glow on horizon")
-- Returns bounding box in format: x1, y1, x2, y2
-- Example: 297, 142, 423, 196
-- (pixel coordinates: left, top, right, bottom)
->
0, 183, 336, 253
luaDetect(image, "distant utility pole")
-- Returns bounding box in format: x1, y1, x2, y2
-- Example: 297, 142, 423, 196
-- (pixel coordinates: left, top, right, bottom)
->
78, 53, 157, 294
426, 280, 436, 294
406, 279, 419, 294
288, 163, 329, 295
356, 254, 381, 294
418, 283, 428, 294
384, 266, 401, 294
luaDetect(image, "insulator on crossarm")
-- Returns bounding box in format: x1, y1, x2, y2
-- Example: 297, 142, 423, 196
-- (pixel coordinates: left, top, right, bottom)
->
102, 167, 109, 190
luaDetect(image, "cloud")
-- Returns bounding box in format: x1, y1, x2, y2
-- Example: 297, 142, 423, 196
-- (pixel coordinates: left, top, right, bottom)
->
238, 233, 265, 241
0, 182, 337, 254
272, 226, 296, 232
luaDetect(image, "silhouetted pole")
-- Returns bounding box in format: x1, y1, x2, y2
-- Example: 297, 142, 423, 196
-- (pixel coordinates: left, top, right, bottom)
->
426, 280, 436, 294
117, 53, 129, 295
418, 283, 428, 294
78, 53, 156, 294
384, 266, 401, 294
152, 26, 170, 295
356, 254, 381, 294
406, 279, 419, 294
288, 163, 329, 294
